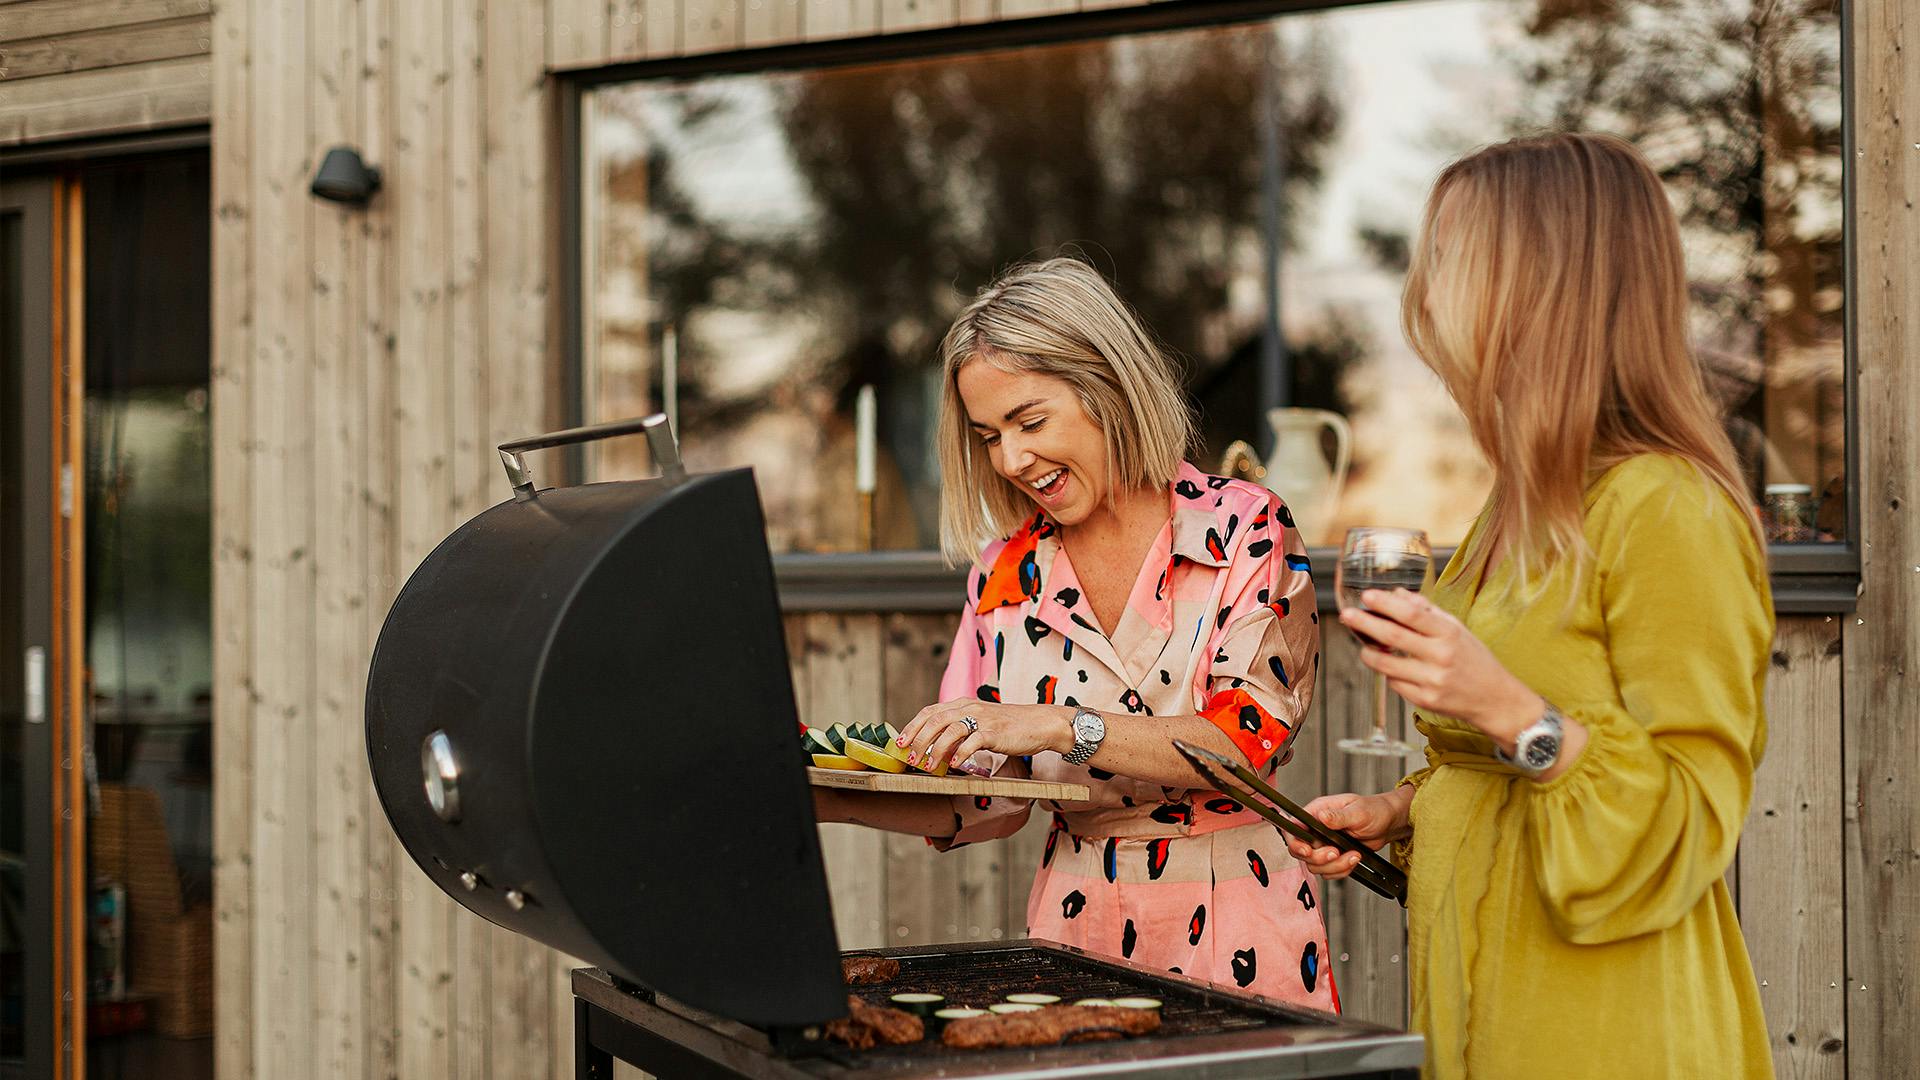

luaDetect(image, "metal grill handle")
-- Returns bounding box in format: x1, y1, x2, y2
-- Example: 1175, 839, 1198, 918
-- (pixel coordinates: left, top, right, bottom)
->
497, 413, 684, 500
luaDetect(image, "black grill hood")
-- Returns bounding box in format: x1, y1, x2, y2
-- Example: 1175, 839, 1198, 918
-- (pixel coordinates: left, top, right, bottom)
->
365, 416, 845, 1028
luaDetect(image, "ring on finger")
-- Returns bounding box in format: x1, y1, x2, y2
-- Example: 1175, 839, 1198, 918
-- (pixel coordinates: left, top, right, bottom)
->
961, 715, 979, 734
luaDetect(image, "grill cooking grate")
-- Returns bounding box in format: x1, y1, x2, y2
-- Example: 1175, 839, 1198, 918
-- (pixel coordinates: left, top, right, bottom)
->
841, 944, 1316, 1060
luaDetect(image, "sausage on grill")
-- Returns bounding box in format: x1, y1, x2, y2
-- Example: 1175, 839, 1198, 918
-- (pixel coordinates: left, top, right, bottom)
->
942, 1005, 1161, 1049
840, 956, 901, 986
824, 996, 925, 1049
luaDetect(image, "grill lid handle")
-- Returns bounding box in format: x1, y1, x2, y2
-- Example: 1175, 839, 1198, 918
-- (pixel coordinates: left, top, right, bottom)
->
497, 413, 684, 500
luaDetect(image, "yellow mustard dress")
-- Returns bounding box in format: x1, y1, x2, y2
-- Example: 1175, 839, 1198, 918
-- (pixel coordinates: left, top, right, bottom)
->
1401, 454, 1775, 1079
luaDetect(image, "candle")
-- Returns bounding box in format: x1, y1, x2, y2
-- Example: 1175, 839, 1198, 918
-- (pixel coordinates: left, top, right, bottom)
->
855, 384, 877, 494
661, 324, 679, 438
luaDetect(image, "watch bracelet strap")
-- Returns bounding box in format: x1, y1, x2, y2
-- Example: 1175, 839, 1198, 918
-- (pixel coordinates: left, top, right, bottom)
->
1496, 701, 1565, 773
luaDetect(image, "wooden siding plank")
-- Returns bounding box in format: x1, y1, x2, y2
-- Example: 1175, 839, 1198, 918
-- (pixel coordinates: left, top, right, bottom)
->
209, 0, 253, 1073
1845, 3, 1920, 1079
247, 0, 316, 1074
358, 0, 402, 1074
0, 15, 206, 80
547, 0, 606, 68
391, 0, 460, 1075
741, 0, 800, 47
309, 0, 368, 1072
0, 0, 207, 43
0, 54, 209, 144
607, 0, 645, 59
953, 0, 995, 22
879, 0, 953, 34
481, 0, 554, 1074
881, 614, 955, 947
803, 0, 877, 41
1318, 628, 1408, 1028
805, 613, 890, 950
995, 0, 1072, 17
681, 0, 740, 54
446, 0, 493, 1070
1742, 618, 1846, 1078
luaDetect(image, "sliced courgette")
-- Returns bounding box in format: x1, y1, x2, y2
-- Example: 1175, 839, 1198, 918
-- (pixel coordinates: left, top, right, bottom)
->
987, 1002, 1042, 1014
880, 723, 912, 763
811, 753, 866, 771
1071, 998, 1115, 1008
803, 728, 837, 756
888, 993, 944, 1017
1110, 997, 1162, 1010
825, 724, 849, 754
1004, 993, 1059, 1005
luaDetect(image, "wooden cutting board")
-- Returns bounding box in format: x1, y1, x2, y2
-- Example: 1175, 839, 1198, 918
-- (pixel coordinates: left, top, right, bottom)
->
806, 767, 1089, 802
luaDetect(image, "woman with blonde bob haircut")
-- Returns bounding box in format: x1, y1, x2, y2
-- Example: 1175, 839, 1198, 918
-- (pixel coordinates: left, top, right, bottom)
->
815, 257, 1339, 1006
1286, 133, 1775, 1077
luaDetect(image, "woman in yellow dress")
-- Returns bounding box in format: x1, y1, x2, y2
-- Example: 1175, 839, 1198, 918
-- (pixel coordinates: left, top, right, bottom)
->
1287, 132, 1775, 1078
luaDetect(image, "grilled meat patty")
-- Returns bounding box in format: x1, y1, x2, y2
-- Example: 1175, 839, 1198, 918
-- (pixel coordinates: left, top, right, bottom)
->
824, 995, 924, 1049
840, 955, 901, 986
942, 1005, 1161, 1049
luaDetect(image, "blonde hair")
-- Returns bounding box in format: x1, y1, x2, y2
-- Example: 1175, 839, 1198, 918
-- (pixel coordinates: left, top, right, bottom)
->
1401, 132, 1763, 589
936, 257, 1194, 564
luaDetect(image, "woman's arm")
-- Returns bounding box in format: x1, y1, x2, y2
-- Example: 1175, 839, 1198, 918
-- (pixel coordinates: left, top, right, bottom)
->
812, 787, 962, 836
897, 701, 1269, 790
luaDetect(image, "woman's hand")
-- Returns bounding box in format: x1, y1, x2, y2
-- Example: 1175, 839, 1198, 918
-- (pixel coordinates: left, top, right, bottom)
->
1340, 588, 1547, 748
1284, 790, 1412, 879
896, 699, 1071, 771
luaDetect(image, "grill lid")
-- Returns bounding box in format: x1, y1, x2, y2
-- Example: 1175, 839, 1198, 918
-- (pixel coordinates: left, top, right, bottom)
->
365, 416, 845, 1028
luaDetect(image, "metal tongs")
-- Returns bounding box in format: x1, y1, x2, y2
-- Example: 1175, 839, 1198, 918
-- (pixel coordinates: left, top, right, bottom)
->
1172, 740, 1407, 907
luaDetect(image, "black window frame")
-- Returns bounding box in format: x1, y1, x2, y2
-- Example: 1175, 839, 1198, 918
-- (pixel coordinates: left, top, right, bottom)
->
557, 0, 1861, 615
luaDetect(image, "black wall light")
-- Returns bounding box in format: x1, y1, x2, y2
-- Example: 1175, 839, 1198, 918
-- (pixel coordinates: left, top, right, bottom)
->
311, 146, 382, 205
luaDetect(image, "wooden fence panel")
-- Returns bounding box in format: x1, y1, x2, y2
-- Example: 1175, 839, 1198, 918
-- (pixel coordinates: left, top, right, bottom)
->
1742, 618, 1846, 1078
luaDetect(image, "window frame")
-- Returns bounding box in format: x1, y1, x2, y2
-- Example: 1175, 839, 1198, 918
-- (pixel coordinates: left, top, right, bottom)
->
558, 0, 1861, 614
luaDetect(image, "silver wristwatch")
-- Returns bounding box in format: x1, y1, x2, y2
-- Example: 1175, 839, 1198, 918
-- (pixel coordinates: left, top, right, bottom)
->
1496, 702, 1566, 778
1063, 707, 1107, 766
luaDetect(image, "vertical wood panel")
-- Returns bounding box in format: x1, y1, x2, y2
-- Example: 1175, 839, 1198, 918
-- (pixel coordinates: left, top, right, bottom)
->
1318, 629, 1408, 1027
248, 0, 317, 1074
879, 0, 953, 34
209, 0, 255, 1072
805, 613, 890, 949
390, 0, 459, 1074
681, 0, 740, 52
1845, 5, 1920, 1080
996, 0, 1072, 17
547, 0, 608, 66
1742, 618, 1846, 1078
803, 0, 878, 41
741, 0, 801, 47
881, 614, 955, 947
309, 0, 367, 1071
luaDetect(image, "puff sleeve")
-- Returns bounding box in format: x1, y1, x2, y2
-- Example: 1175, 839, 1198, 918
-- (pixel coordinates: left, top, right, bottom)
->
1521, 463, 1772, 944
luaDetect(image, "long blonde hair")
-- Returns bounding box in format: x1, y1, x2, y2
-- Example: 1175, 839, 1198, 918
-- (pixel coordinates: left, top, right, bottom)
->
1401, 132, 1762, 589
936, 257, 1194, 564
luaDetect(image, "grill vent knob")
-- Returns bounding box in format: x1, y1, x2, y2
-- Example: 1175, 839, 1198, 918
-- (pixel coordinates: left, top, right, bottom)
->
505, 889, 527, 911
422, 729, 462, 823
459, 871, 478, 891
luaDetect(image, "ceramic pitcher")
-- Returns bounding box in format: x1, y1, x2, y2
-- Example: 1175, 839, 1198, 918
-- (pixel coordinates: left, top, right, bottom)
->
1262, 407, 1352, 539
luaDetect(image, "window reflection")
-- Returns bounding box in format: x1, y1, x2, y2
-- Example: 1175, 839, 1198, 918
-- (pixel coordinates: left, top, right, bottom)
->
583, 0, 1844, 552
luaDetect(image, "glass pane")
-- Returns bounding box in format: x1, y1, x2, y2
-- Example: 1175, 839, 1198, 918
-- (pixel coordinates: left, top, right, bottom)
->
581, 0, 1845, 551
82, 156, 214, 1076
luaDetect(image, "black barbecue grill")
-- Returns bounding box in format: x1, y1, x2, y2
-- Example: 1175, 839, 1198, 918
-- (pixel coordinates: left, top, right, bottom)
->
365, 416, 1424, 1079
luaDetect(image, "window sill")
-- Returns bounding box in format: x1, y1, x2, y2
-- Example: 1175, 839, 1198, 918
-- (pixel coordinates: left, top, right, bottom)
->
773, 544, 1859, 614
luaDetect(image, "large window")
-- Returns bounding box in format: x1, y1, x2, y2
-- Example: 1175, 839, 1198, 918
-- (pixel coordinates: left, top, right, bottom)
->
579, 0, 1846, 555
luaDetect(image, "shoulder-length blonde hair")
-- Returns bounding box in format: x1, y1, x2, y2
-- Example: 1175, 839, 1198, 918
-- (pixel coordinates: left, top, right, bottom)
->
936, 257, 1194, 564
1401, 132, 1762, 588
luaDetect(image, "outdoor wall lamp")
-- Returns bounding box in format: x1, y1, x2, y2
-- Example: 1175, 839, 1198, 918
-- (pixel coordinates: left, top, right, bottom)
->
311, 145, 382, 205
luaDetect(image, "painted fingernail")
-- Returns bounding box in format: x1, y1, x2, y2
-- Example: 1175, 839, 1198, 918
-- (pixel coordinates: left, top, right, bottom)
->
896, 736, 906, 746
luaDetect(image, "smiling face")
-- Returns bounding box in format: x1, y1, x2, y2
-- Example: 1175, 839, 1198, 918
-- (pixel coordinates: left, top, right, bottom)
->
955, 357, 1111, 527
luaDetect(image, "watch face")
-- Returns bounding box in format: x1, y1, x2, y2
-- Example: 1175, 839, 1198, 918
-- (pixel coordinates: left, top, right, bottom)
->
1524, 735, 1560, 769
1074, 711, 1106, 742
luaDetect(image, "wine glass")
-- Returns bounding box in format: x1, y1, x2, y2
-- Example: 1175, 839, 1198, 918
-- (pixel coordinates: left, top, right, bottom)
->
1335, 527, 1434, 757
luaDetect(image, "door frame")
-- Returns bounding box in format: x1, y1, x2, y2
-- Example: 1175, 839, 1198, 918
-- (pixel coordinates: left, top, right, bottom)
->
2, 171, 88, 1080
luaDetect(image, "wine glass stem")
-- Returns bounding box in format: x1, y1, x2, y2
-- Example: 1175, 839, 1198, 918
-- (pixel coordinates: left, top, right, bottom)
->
1372, 671, 1390, 741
